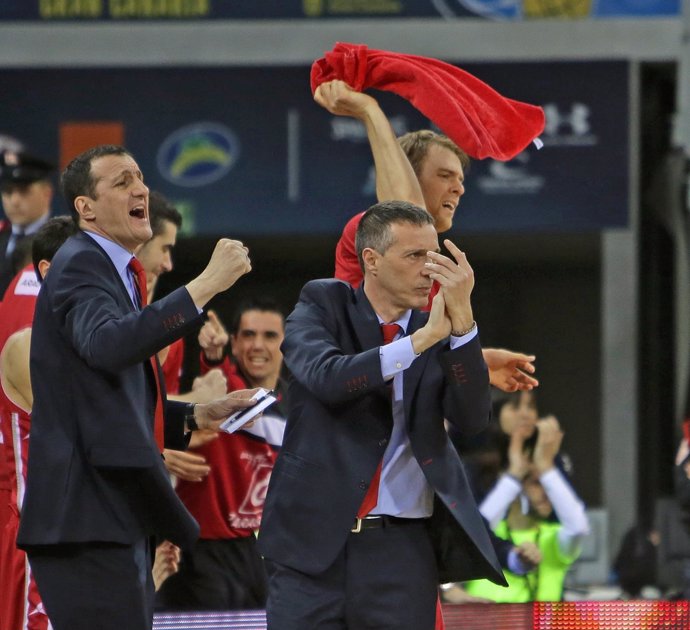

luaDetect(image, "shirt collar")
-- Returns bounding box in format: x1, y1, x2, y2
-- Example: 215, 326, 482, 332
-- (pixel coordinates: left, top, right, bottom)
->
376, 310, 411, 335
83, 230, 134, 278
13, 212, 49, 237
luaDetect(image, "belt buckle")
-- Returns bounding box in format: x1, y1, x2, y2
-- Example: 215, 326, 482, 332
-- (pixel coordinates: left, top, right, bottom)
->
351, 517, 363, 533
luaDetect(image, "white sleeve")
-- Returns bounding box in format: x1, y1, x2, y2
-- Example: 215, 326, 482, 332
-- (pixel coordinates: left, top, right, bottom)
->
449, 325, 479, 348
539, 467, 590, 557
379, 337, 417, 380
479, 474, 522, 529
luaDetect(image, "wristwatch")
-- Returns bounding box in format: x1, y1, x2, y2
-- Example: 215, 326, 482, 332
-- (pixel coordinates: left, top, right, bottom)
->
184, 403, 199, 432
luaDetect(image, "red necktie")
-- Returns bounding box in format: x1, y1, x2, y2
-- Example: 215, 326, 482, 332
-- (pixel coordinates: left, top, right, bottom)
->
357, 322, 401, 518
128, 257, 165, 452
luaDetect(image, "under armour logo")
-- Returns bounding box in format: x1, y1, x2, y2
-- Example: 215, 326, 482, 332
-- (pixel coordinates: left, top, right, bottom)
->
543, 103, 591, 136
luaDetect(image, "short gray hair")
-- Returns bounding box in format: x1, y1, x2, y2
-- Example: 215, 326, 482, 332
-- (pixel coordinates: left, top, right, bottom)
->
355, 200, 434, 271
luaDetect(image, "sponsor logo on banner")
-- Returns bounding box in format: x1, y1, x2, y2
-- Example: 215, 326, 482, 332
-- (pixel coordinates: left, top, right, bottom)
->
331, 115, 409, 142
441, 0, 520, 19
477, 152, 545, 195
13, 269, 40, 296
542, 103, 598, 147
157, 122, 239, 187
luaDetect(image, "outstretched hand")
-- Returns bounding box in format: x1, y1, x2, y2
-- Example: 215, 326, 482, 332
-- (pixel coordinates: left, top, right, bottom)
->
483, 348, 538, 392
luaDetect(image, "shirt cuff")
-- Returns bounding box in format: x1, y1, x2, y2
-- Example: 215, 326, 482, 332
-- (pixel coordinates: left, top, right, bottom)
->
507, 549, 532, 576
380, 336, 416, 380
450, 324, 479, 349
538, 467, 561, 487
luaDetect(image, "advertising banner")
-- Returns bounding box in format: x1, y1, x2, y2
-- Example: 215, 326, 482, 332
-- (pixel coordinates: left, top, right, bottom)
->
0, 61, 628, 235
0, 0, 679, 20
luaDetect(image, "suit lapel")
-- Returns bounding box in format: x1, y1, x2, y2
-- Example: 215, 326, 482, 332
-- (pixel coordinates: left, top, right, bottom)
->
347, 284, 383, 352
77, 231, 136, 312
78, 231, 156, 395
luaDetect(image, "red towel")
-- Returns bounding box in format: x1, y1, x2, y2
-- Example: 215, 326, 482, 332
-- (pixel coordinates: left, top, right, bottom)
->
311, 42, 545, 162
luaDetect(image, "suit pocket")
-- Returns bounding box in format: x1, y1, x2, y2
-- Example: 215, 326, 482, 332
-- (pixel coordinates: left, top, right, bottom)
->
277, 451, 322, 482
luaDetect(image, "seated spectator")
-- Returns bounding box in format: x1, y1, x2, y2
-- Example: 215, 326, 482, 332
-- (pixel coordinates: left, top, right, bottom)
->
464, 415, 589, 602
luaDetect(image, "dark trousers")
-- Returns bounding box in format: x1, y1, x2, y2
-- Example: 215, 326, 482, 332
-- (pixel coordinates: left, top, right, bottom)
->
265, 519, 438, 630
156, 535, 267, 611
27, 539, 154, 630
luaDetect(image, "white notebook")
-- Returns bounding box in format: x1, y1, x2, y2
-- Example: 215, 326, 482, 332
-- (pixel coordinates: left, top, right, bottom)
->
219, 388, 277, 434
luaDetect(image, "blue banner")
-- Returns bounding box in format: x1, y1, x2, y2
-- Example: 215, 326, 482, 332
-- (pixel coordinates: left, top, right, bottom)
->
0, 61, 628, 235
0, 0, 679, 20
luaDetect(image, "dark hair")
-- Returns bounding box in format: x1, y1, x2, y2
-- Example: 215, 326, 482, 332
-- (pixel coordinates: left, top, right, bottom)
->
229, 296, 285, 336
355, 200, 434, 271
32, 216, 76, 280
491, 389, 536, 424
398, 130, 470, 175
60, 145, 133, 223
148, 191, 182, 237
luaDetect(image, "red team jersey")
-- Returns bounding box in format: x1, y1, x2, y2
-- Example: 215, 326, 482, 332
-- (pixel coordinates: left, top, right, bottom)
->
0, 265, 39, 502
0, 265, 50, 630
162, 337, 185, 395
0, 264, 39, 350
176, 358, 285, 539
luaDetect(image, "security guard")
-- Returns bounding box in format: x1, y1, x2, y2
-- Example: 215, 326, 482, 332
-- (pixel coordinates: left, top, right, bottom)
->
0, 150, 55, 295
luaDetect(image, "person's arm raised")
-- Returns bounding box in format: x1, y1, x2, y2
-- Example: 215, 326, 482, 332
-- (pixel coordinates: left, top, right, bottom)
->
185, 239, 251, 310
314, 80, 425, 207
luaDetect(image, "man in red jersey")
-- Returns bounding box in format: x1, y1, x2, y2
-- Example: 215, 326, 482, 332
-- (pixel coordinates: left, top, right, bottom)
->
0, 217, 75, 630
156, 297, 286, 611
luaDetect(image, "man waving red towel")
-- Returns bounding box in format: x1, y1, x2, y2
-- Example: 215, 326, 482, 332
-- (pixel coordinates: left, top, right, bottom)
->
311, 42, 544, 162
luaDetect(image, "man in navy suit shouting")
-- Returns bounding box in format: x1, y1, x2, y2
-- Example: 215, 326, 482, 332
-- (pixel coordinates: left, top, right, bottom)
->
258, 201, 507, 630
17, 145, 256, 630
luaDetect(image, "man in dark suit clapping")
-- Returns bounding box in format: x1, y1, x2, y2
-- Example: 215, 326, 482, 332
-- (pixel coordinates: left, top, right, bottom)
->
258, 201, 507, 630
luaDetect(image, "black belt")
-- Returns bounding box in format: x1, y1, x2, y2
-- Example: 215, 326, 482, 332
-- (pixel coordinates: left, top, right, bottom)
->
350, 515, 427, 534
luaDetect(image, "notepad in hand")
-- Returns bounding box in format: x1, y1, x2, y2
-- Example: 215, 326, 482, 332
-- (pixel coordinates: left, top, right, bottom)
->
219, 388, 277, 434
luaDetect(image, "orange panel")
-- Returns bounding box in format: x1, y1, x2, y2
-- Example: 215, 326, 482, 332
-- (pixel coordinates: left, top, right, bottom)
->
59, 122, 124, 171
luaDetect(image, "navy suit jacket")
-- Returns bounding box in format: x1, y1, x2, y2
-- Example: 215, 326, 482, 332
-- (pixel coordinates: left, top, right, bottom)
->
17, 231, 203, 551
258, 279, 506, 585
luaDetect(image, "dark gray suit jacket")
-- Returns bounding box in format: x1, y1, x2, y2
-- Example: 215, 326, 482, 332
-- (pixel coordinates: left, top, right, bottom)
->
18, 230, 202, 551
258, 279, 506, 585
